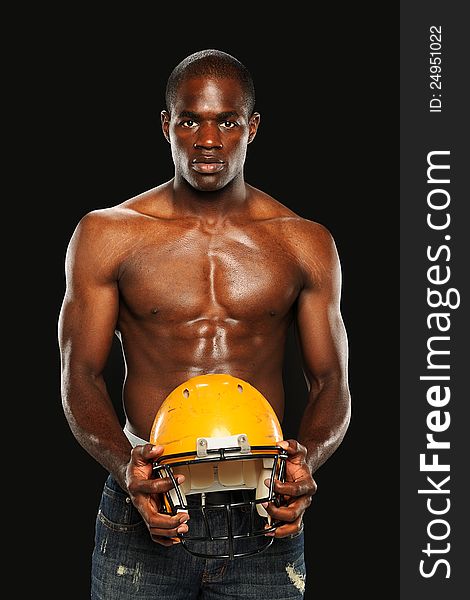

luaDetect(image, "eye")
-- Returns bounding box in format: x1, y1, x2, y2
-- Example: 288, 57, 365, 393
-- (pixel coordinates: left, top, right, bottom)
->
220, 121, 238, 129
181, 120, 198, 128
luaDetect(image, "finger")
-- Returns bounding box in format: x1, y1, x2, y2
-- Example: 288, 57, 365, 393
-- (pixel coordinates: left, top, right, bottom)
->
132, 491, 189, 526
266, 477, 316, 498
130, 443, 164, 467
262, 498, 310, 522
147, 512, 190, 531
148, 511, 190, 539
276, 478, 316, 497
278, 439, 307, 460
130, 473, 186, 496
267, 517, 304, 539
151, 535, 182, 546
149, 522, 189, 538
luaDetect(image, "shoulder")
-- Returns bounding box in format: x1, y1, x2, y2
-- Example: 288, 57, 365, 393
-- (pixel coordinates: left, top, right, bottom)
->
65, 187, 168, 278
247, 185, 337, 258
282, 218, 339, 289
248, 188, 341, 290
283, 217, 337, 258
69, 185, 168, 247
66, 206, 133, 266
72, 204, 135, 238
246, 185, 298, 220
64, 206, 129, 279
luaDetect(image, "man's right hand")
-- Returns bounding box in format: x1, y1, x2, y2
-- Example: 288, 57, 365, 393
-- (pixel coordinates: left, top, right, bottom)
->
125, 444, 189, 546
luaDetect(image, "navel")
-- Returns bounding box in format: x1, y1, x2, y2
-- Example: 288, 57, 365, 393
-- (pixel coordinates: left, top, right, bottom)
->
151, 307, 159, 315
269, 310, 276, 317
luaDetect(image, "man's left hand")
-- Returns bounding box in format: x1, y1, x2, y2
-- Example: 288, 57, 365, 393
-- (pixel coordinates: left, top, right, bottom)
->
263, 439, 317, 538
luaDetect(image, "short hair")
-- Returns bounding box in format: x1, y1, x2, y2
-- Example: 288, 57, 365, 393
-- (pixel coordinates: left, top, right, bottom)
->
165, 49, 255, 116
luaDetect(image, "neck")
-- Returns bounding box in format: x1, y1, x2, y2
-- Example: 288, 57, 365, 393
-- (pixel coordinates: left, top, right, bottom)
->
171, 174, 247, 222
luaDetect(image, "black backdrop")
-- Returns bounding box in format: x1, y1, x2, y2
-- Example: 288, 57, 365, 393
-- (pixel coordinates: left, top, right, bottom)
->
33, 16, 398, 600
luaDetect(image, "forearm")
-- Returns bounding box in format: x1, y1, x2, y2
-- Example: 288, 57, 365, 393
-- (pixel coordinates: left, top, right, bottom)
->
62, 372, 132, 490
297, 377, 351, 475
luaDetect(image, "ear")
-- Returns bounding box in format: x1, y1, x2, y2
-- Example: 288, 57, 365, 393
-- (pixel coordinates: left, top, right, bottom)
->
161, 110, 171, 143
247, 112, 260, 144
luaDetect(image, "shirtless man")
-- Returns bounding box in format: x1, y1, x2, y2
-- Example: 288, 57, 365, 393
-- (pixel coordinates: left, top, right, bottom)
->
59, 49, 351, 599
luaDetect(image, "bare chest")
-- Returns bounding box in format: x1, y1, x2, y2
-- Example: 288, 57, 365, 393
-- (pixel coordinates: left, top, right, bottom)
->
118, 223, 301, 322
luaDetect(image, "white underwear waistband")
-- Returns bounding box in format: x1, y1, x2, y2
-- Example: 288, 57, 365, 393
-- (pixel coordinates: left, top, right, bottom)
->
124, 426, 148, 448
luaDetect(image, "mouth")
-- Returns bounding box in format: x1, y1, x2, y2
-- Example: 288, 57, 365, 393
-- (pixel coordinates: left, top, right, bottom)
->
191, 158, 225, 174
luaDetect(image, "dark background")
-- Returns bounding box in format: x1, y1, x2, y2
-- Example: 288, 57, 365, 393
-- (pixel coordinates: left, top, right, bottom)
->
27, 14, 398, 600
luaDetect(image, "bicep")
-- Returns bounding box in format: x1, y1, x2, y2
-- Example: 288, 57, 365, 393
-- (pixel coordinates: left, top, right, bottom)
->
294, 233, 349, 388
59, 284, 119, 377
295, 288, 348, 389
58, 217, 120, 378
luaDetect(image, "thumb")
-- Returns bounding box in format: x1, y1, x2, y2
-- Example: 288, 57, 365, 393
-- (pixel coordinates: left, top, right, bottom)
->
131, 443, 164, 467
278, 439, 307, 462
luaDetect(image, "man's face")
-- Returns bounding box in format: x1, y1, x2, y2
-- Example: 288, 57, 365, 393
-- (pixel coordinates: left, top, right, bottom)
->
162, 77, 259, 192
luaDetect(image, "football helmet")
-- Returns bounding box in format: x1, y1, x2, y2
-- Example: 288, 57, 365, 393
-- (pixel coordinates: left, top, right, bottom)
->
150, 373, 287, 560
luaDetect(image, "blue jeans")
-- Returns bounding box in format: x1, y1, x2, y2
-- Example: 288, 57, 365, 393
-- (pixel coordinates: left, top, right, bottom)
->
91, 475, 306, 599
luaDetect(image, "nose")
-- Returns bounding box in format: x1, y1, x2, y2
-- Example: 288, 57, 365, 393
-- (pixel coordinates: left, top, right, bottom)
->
193, 122, 222, 150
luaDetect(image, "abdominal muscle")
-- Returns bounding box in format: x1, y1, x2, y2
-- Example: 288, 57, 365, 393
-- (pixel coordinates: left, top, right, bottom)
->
119, 314, 291, 439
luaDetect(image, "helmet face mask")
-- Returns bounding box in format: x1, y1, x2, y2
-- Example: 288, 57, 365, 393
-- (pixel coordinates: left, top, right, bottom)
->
150, 374, 288, 560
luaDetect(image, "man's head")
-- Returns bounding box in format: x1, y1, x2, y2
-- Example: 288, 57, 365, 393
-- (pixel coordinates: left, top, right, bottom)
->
161, 49, 260, 193
165, 49, 255, 117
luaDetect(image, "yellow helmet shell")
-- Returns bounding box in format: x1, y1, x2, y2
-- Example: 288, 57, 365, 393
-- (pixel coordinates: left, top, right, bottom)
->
150, 373, 283, 457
